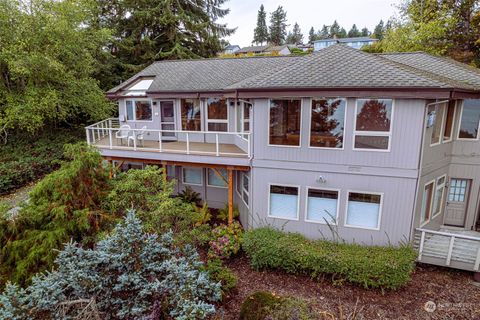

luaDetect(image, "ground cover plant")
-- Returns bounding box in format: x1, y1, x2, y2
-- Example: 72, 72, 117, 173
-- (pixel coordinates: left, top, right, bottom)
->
242, 227, 417, 290
0, 128, 84, 195
0, 211, 221, 320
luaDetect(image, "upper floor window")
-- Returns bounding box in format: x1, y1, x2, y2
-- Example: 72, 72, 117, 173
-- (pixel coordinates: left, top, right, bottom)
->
181, 99, 201, 131
207, 98, 228, 132
354, 99, 393, 151
310, 98, 346, 149
428, 102, 445, 145
443, 101, 456, 142
126, 100, 152, 121
269, 99, 302, 146
458, 99, 480, 140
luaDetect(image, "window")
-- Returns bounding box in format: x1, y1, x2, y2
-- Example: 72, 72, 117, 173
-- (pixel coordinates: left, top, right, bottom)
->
458, 99, 480, 139
207, 168, 227, 188
269, 99, 302, 146
420, 181, 434, 224
181, 99, 201, 131
126, 100, 152, 121
236, 171, 250, 206
207, 98, 228, 132
432, 176, 446, 217
448, 179, 468, 202
345, 192, 382, 229
236, 102, 250, 139
443, 101, 456, 142
354, 99, 393, 150
306, 188, 339, 224
268, 185, 299, 220
310, 98, 346, 148
427, 102, 446, 145
166, 165, 176, 180
182, 167, 202, 186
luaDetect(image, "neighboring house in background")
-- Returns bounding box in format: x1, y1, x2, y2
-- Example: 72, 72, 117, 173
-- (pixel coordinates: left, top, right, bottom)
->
314, 37, 378, 51
235, 44, 291, 56
88, 44, 480, 273
222, 45, 240, 55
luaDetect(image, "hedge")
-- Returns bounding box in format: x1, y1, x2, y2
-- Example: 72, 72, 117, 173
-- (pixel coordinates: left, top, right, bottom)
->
242, 227, 417, 290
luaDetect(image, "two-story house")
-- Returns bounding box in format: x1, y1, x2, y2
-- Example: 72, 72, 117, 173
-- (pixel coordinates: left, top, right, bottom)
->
87, 45, 480, 272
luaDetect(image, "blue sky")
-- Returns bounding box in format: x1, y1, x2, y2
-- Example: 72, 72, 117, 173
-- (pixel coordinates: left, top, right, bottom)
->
219, 0, 400, 47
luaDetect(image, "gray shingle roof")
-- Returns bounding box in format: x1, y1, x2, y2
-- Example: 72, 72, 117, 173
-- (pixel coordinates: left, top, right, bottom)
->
108, 44, 480, 95
379, 52, 480, 89
314, 37, 378, 43
236, 45, 270, 54
228, 44, 453, 90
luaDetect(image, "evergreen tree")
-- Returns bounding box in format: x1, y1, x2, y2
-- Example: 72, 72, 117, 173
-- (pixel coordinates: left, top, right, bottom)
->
348, 24, 361, 37
329, 20, 341, 37
338, 27, 348, 38
308, 26, 317, 43
319, 25, 330, 38
286, 22, 303, 44
268, 6, 288, 45
253, 4, 268, 45
373, 20, 385, 39
361, 27, 370, 36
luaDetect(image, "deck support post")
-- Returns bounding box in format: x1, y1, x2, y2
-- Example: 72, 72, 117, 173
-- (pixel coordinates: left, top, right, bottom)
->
228, 168, 233, 225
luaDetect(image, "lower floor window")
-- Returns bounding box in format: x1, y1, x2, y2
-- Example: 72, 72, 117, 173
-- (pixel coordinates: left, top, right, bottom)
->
182, 167, 202, 185
306, 188, 339, 224
432, 176, 446, 217
207, 168, 227, 188
421, 182, 434, 224
345, 192, 382, 229
269, 185, 299, 220
237, 171, 250, 206
166, 165, 176, 180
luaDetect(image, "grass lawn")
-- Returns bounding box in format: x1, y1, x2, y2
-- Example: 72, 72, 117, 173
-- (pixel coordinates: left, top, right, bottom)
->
220, 254, 480, 319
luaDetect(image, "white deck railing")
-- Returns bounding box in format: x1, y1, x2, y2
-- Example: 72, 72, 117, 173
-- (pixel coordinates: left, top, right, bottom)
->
85, 118, 251, 158
416, 228, 480, 271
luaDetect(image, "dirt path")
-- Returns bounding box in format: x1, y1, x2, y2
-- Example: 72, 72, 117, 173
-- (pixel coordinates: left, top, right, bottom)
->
220, 255, 480, 319
0, 181, 36, 207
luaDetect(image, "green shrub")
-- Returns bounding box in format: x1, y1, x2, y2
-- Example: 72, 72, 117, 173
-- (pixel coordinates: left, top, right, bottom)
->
239, 291, 316, 320
178, 186, 202, 206
205, 258, 238, 297
216, 203, 240, 222
208, 221, 243, 260
0, 128, 83, 195
242, 228, 417, 290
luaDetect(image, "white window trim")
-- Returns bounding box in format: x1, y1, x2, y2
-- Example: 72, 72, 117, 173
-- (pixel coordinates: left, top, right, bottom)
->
428, 101, 447, 147
352, 99, 394, 152
125, 98, 154, 122
206, 98, 229, 132
344, 190, 383, 231
236, 171, 250, 208
420, 179, 436, 227
267, 98, 303, 148
442, 101, 457, 144
207, 168, 228, 189
432, 174, 447, 219
307, 98, 347, 151
457, 100, 480, 141
235, 101, 251, 141
304, 187, 340, 225
182, 167, 203, 186
267, 183, 300, 221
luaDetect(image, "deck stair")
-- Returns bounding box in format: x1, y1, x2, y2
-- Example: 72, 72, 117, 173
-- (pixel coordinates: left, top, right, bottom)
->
414, 228, 480, 272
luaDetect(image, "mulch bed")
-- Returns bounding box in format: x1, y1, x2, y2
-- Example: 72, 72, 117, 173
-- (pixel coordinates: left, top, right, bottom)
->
218, 254, 480, 319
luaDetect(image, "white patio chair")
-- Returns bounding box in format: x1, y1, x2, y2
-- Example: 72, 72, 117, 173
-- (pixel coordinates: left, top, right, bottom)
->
115, 125, 131, 146
128, 126, 147, 147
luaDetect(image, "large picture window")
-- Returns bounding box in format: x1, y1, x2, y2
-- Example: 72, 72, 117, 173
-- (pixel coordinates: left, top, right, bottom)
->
126, 100, 152, 121
354, 99, 393, 150
310, 98, 346, 148
207, 168, 227, 188
269, 99, 302, 146
421, 181, 434, 224
306, 188, 339, 224
207, 98, 228, 132
345, 192, 382, 229
181, 99, 201, 131
458, 99, 480, 139
268, 185, 299, 220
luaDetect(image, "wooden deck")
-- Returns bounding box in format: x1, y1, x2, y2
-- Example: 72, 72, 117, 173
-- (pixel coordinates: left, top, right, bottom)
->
93, 136, 248, 158
414, 228, 480, 272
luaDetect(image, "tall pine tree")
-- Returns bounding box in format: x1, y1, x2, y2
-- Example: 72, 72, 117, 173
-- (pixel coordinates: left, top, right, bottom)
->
253, 4, 268, 45
361, 27, 370, 36
348, 24, 361, 37
268, 6, 288, 45
286, 22, 303, 44
308, 27, 316, 43
373, 20, 385, 39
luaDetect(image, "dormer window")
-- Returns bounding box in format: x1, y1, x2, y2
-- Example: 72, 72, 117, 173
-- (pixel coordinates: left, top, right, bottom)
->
124, 78, 154, 96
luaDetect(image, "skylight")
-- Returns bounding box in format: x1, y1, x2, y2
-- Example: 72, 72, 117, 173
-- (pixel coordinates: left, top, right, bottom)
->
124, 78, 154, 96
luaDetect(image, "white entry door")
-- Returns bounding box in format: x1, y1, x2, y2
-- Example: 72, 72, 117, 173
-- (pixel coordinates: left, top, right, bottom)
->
444, 178, 470, 227
160, 101, 176, 140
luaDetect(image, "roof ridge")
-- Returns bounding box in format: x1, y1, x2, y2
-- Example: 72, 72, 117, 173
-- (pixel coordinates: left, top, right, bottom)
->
148, 54, 299, 65
376, 51, 426, 55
